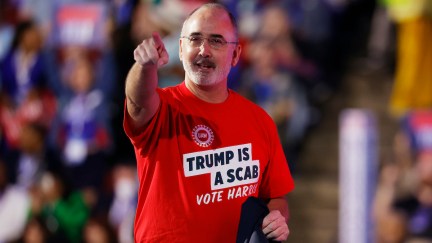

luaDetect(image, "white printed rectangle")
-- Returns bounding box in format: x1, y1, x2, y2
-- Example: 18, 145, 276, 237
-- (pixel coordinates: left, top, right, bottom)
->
183, 143, 252, 177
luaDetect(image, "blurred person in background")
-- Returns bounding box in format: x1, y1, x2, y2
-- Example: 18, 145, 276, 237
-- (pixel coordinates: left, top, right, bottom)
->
0, 19, 56, 154
238, 5, 314, 171
374, 109, 432, 242
3, 123, 58, 190
108, 164, 137, 243
31, 170, 97, 243
385, 0, 432, 117
124, 3, 294, 242
0, 19, 49, 112
387, 152, 432, 242
280, 0, 347, 101
52, 52, 112, 194
253, 5, 317, 82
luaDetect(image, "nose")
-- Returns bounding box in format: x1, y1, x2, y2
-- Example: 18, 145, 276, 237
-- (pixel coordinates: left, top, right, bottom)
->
198, 40, 212, 57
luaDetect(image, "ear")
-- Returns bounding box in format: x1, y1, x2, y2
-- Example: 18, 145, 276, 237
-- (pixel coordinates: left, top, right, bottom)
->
231, 44, 242, 66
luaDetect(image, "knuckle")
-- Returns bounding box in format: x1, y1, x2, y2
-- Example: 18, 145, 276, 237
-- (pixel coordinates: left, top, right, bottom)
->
267, 224, 273, 232
278, 217, 286, 224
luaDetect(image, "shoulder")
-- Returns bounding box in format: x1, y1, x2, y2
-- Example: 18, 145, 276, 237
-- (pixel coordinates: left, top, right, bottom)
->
231, 90, 274, 122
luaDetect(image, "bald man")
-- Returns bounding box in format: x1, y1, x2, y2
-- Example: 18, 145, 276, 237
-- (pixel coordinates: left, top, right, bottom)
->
124, 3, 294, 242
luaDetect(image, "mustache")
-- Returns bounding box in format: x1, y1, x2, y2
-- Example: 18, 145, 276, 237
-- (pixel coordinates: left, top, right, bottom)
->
194, 58, 216, 68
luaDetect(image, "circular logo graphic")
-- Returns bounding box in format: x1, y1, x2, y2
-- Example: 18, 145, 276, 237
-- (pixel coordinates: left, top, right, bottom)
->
192, 125, 214, 147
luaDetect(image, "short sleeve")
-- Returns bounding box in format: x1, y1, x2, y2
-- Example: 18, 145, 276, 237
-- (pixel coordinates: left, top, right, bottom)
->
258, 118, 294, 199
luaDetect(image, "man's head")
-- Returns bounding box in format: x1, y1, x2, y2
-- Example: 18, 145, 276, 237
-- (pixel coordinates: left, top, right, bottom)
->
181, 3, 239, 39
179, 3, 241, 87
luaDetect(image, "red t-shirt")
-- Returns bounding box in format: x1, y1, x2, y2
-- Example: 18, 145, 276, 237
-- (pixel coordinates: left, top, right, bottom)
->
124, 82, 294, 243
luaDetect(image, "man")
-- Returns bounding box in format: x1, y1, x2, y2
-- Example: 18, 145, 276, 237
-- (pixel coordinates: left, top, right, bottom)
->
124, 3, 294, 242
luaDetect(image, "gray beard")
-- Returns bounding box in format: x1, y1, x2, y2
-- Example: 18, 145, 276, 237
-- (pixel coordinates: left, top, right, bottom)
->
183, 61, 231, 86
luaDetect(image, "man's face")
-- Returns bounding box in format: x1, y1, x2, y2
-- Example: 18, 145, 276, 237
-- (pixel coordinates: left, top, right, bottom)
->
179, 7, 241, 87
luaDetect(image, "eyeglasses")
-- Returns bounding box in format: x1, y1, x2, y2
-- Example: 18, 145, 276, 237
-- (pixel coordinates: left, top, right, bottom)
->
181, 36, 238, 49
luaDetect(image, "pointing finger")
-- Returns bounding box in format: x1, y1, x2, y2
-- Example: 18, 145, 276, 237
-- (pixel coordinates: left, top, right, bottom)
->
152, 31, 164, 49
152, 32, 169, 67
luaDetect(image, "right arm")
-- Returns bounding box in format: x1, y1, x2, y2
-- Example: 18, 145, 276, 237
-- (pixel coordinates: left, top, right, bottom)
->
125, 32, 169, 130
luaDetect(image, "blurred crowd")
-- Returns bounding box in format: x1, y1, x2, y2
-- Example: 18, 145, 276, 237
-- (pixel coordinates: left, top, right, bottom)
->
0, 0, 348, 241
371, 0, 432, 242
2, 0, 431, 242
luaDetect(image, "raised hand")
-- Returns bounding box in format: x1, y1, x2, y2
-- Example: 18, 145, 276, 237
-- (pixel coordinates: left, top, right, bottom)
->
134, 31, 169, 68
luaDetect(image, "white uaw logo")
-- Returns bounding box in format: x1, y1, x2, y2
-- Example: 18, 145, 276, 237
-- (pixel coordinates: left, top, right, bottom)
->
192, 125, 214, 147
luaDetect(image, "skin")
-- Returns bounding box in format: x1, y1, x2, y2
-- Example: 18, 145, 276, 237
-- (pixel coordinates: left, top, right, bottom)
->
68, 57, 94, 94
179, 8, 241, 102
125, 4, 290, 241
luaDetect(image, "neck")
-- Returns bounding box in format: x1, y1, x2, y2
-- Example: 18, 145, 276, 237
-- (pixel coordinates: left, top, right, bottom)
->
185, 79, 229, 103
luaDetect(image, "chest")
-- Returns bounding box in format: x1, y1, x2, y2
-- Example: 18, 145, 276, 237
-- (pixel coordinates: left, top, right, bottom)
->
161, 105, 270, 190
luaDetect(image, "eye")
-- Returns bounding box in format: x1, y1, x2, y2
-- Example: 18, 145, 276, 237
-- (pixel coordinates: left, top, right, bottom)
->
209, 38, 225, 46
189, 36, 202, 43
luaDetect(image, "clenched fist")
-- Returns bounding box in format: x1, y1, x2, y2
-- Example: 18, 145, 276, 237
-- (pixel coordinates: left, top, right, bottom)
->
134, 32, 169, 68
262, 210, 290, 241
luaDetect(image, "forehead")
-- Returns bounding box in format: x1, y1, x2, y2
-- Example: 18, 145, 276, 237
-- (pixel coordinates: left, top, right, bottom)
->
183, 7, 235, 39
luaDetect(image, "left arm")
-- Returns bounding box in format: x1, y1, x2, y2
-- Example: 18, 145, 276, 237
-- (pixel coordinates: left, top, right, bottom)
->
262, 196, 290, 241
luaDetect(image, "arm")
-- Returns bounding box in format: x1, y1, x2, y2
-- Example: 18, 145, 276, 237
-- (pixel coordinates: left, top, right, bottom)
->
125, 32, 169, 130
262, 196, 290, 241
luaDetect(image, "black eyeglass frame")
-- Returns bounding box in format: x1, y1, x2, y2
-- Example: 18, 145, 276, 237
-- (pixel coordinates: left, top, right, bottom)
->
180, 36, 238, 49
